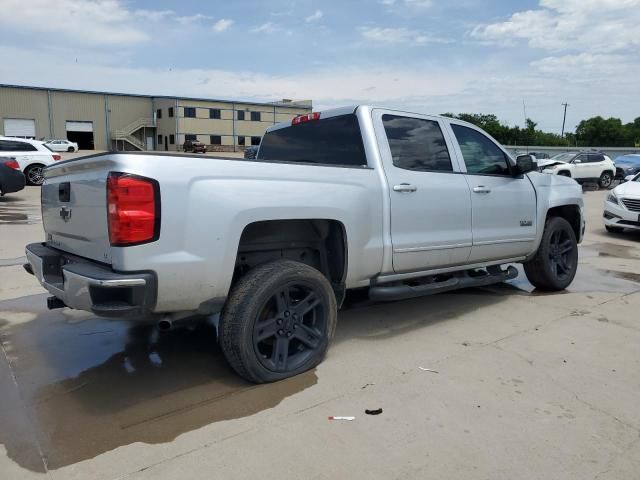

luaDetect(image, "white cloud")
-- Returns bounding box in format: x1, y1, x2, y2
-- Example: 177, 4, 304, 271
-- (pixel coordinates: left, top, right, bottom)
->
0, 0, 148, 45
471, 0, 640, 53
305, 10, 324, 22
250, 22, 281, 34
381, 0, 433, 8
530, 52, 629, 75
359, 27, 451, 45
134, 9, 174, 22
212, 19, 233, 32
176, 13, 213, 25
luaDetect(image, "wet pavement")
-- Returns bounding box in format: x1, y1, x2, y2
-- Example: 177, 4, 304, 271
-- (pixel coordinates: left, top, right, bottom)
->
0, 187, 639, 480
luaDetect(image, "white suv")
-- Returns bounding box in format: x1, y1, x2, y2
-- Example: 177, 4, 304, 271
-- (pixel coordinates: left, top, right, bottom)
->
539, 152, 615, 188
0, 136, 61, 185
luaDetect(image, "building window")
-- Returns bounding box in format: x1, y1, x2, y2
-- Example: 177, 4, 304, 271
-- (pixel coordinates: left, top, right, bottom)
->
156, 108, 162, 119
237, 136, 245, 146
185, 134, 197, 141
157, 134, 162, 144
237, 110, 245, 121
210, 135, 221, 145
251, 136, 261, 146
168, 107, 174, 117
250, 111, 261, 122
169, 134, 175, 144
184, 107, 196, 118
209, 108, 221, 119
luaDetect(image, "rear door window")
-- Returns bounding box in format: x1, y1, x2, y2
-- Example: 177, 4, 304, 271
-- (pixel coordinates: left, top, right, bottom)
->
382, 115, 453, 172
451, 124, 511, 176
258, 114, 367, 167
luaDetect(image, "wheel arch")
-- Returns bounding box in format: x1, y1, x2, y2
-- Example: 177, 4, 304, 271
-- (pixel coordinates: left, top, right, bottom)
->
546, 204, 581, 240
234, 219, 348, 304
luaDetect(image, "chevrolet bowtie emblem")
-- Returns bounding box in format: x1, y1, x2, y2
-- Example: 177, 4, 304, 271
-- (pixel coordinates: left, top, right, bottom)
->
59, 206, 72, 222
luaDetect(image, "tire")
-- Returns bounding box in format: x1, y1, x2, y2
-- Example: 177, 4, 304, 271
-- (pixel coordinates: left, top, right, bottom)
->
24, 164, 45, 186
523, 216, 578, 291
599, 171, 613, 189
67, 147, 74, 152
558, 171, 571, 177
218, 259, 337, 383
605, 225, 624, 233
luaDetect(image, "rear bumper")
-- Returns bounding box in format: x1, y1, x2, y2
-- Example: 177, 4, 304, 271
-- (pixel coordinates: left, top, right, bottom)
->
25, 243, 157, 318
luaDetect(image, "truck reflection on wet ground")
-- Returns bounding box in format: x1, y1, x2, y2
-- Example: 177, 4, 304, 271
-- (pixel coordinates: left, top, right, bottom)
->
0, 297, 316, 471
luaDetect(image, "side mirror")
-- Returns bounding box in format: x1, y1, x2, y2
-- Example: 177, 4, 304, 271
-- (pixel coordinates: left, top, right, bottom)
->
514, 154, 537, 175
573, 159, 582, 164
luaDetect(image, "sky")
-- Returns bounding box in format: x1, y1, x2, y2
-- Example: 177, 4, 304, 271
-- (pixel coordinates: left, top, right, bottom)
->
0, 0, 639, 133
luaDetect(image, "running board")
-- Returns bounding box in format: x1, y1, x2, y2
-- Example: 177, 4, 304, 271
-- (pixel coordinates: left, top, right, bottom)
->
369, 265, 518, 302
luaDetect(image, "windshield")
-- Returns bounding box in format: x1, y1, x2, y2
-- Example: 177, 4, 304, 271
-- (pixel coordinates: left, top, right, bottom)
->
549, 152, 576, 162
615, 155, 640, 164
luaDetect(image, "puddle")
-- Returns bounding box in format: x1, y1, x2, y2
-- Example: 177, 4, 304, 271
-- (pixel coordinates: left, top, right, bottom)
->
0, 204, 41, 225
582, 242, 639, 260
0, 294, 316, 472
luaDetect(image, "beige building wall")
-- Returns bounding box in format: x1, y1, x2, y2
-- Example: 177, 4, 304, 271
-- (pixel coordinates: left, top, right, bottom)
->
49, 91, 107, 149
0, 87, 50, 138
153, 98, 178, 151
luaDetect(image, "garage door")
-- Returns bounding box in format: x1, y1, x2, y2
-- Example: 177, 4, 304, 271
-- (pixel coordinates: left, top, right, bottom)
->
66, 121, 95, 150
4, 118, 36, 138
65, 121, 93, 132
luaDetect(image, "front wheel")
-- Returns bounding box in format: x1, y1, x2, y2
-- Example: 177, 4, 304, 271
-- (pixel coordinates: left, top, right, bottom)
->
24, 164, 45, 186
524, 216, 578, 291
67, 147, 74, 152
599, 172, 613, 188
218, 260, 337, 383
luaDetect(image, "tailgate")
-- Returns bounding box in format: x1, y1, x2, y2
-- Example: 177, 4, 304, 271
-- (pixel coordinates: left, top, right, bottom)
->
41, 158, 113, 264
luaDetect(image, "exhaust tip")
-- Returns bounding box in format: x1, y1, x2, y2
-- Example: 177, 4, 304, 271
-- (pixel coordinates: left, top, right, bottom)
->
157, 319, 172, 332
23, 263, 34, 275
46, 296, 66, 310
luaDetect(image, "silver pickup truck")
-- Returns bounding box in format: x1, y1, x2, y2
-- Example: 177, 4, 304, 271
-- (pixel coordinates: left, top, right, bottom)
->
25, 105, 584, 383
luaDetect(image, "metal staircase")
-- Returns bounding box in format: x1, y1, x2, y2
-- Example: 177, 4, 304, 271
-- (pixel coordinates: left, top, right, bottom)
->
112, 118, 155, 151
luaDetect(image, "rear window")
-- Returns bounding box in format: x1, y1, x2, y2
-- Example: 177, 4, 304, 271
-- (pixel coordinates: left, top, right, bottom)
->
258, 114, 367, 167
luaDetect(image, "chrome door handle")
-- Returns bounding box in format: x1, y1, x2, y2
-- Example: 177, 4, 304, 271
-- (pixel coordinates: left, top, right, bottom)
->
473, 186, 491, 194
393, 183, 417, 193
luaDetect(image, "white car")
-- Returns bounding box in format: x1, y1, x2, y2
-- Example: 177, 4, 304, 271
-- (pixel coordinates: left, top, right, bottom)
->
0, 136, 61, 185
538, 152, 615, 188
603, 173, 640, 233
45, 139, 79, 152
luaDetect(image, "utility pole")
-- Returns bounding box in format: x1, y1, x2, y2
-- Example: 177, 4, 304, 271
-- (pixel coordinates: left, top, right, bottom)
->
561, 102, 569, 138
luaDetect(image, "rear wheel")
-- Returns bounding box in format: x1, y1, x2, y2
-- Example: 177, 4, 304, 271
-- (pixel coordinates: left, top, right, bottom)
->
219, 260, 337, 383
524, 216, 578, 291
605, 225, 624, 233
599, 171, 613, 188
24, 164, 45, 186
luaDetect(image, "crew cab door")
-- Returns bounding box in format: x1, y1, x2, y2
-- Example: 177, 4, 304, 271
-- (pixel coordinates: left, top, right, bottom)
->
447, 122, 537, 262
372, 110, 472, 272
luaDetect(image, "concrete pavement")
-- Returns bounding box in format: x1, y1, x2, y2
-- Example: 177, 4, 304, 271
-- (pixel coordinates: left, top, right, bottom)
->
1, 186, 639, 480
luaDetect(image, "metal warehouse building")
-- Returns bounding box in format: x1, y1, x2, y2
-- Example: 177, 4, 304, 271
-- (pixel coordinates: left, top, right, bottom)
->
0, 84, 312, 152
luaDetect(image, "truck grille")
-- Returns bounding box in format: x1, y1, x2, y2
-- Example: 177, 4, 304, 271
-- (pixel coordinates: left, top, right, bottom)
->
622, 198, 640, 212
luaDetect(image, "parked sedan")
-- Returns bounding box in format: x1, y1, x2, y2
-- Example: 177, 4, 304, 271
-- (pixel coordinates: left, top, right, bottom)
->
613, 154, 640, 180
45, 139, 79, 152
603, 172, 640, 233
0, 157, 26, 195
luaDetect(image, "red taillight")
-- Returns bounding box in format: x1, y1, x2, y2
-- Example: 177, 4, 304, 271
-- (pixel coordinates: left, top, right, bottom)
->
292, 112, 321, 125
107, 173, 159, 246
3, 159, 20, 170
52, 154, 62, 161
